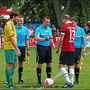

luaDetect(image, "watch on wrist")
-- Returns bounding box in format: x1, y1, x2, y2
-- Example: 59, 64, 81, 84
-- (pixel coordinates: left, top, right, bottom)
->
45, 38, 48, 40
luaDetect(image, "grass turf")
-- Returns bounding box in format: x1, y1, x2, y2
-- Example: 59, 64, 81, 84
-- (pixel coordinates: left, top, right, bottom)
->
0, 48, 90, 89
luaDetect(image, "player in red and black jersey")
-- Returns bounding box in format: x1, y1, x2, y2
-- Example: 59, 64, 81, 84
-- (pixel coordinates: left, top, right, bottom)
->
56, 14, 76, 88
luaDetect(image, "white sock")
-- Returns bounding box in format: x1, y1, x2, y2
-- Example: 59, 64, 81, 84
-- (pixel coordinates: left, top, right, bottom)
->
60, 68, 71, 83
69, 68, 74, 84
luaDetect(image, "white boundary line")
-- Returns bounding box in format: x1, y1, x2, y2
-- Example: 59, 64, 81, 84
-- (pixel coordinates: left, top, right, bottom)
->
52, 52, 90, 81
81, 52, 90, 59
86, 52, 90, 56
52, 67, 67, 80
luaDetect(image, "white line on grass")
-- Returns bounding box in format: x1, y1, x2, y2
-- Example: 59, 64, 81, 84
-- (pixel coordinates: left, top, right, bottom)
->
85, 52, 90, 56
52, 67, 67, 81
52, 52, 90, 81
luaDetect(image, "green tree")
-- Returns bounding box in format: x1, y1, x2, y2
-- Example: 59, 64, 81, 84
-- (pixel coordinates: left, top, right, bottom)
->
53, 0, 70, 26
0, 0, 24, 11
69, 0, 90, 25
0, 0, 89, 26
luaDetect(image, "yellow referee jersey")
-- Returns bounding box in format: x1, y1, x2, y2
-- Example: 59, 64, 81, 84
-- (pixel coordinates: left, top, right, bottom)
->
4, 21, 17, 50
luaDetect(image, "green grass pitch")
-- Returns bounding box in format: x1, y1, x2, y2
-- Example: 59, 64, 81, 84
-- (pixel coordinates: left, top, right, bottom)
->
0, 48, 90, 89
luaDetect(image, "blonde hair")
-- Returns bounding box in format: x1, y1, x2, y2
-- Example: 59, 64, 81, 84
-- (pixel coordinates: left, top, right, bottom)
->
63, 14, 70, 20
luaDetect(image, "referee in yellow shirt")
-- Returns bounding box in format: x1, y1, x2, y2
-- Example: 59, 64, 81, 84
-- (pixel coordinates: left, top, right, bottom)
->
4, 10, 21, 89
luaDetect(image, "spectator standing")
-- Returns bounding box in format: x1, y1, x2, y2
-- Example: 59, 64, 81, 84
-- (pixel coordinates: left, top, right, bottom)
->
51, 25, 56, 36
56, 28, 60, 36
83, 24, 89, 34
29, 27, 34, 36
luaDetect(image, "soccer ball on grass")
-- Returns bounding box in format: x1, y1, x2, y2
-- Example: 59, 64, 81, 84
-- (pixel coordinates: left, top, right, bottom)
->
45, 78, 54, 86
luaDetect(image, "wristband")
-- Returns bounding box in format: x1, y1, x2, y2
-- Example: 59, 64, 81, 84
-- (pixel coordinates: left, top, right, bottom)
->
27, 48, 30, 50
45, 38, 48, 40
83, 51, 86, 53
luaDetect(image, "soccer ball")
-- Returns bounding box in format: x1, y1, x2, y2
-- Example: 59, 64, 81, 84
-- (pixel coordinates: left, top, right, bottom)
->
45, 78, 54, 86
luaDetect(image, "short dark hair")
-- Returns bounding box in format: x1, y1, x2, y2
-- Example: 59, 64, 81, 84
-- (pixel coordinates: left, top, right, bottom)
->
10, 10, 20, 19
43, 16, 50, 20
63, 14, 70, 20
70, 17, 77, 22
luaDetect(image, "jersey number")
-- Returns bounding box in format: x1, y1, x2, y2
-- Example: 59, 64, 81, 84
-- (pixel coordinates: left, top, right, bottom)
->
69, 29, 75, 40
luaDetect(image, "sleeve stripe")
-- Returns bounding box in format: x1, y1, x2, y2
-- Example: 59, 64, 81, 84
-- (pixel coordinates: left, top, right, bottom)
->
76, 35, 87, 44
10, 23, 14, 31
82, 35, 87, 44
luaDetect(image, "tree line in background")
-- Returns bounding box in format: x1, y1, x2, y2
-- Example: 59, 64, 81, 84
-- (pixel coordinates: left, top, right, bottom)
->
0, 0, 90, 28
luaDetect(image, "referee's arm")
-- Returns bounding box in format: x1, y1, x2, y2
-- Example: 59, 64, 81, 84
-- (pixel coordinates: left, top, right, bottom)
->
81, 28, 87, 57
35, 36, 46, 41
35, 36, 52, 41
35, 28, 46, 41
35, 27, 52, 41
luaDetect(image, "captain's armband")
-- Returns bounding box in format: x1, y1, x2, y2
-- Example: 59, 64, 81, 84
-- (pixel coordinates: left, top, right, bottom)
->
61, 32, 65, 36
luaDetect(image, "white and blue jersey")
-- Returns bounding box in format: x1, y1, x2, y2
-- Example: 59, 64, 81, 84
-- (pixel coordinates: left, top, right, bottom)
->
74, 26, 87, 48
35, 25, 52, 46
15, 25, 30, 47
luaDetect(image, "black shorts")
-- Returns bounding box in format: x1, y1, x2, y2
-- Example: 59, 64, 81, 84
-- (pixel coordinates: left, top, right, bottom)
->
36, 45, 52, 64
74, 48, 82, 64
59, 52, 75, 66
18, 46, 25, 61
